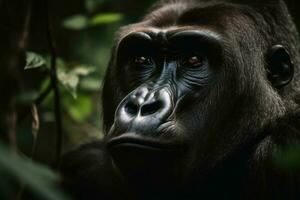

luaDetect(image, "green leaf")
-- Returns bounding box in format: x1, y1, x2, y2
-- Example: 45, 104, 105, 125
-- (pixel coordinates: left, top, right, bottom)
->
71, 66, 96, 76
57, 65, 96, 98
63, 94, 93, 122
62, 15, 88, 30
25, 52, 46, 70
0, 143, 68, 200
89, 13, 123, 26
80, 77, 101, 91
58, 70, 79, 99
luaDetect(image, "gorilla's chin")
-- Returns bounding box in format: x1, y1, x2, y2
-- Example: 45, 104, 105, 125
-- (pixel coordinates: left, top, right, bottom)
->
106, 133, 186, 187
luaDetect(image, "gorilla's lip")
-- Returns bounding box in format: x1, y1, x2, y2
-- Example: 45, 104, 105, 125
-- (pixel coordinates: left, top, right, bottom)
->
106, 133, 183, 151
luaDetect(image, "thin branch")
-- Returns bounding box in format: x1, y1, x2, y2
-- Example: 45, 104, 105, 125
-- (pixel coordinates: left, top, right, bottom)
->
45, 0, 63, 168
18, 83, 53, 124
18, 0, 33, 50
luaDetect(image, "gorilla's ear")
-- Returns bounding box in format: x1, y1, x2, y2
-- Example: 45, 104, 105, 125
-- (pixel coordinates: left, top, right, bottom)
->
266, 45, 294, 88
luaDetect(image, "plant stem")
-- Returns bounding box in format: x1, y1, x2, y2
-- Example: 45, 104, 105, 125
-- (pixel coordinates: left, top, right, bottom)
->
45, 0, 63, 168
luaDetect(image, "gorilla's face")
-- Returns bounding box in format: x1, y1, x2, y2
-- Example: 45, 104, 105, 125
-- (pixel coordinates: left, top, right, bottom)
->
105, 29, 223, 184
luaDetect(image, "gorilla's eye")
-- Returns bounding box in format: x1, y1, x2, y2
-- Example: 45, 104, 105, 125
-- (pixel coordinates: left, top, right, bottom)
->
187, 55, 202, 65
133, 56, 152, 65
185, 55, 203, 66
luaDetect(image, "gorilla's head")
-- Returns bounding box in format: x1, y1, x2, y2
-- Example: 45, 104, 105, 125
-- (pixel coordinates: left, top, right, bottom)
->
102, 0, 299, 187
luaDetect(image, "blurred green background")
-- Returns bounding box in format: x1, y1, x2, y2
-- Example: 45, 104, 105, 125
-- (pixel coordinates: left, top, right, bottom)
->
3, 1, 158, 199
19, 0, 157, 164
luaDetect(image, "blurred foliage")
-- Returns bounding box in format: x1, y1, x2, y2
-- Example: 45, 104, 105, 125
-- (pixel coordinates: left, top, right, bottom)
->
85, 0, 107, 12
273, 144, 300, 171
0, 142, 67, 200
11, 0, 155, 199
20, 0, 156, 152
16, 90, 39, 105
63, 13, 123, 30
57, 64, 96, 98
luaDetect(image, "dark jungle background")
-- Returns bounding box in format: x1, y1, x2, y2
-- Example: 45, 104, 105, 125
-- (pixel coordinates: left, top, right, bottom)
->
0, 0, 299, 199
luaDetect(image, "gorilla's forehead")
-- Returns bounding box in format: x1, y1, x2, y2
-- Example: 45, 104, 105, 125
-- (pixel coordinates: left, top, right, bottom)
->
117, 2, 257, 43
145, 1, 255, 28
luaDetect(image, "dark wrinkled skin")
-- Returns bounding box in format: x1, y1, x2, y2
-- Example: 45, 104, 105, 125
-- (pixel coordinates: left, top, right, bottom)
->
60, 0, 300, 199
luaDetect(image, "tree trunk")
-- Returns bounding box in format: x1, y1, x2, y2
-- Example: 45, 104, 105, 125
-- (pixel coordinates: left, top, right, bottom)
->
0, 0, 31, 149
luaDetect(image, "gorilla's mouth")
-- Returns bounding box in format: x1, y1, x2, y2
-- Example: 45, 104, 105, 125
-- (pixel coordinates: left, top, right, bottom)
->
106, 133, 186, 185
106, 134, 182, 152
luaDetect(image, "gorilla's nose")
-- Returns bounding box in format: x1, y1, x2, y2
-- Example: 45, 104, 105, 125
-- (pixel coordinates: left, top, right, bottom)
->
115, 86, 173, 130
125, 98, 164, 117
123, 87, 172, 119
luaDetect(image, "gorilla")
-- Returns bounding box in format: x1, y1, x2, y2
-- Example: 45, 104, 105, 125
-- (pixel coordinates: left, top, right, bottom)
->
61, 0, 300, 199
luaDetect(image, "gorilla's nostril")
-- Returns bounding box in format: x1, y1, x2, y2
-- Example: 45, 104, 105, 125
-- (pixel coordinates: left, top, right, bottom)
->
125, 102, 139, 116
140, 101, 163, 116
